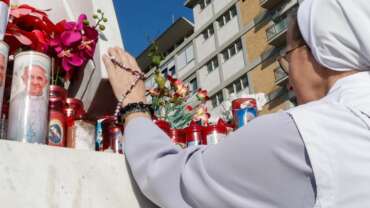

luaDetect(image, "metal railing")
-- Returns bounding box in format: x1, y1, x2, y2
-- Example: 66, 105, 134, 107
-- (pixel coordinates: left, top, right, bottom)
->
260, 0, 282, 7
266, 18, 288, 41
274, 66, 288, 83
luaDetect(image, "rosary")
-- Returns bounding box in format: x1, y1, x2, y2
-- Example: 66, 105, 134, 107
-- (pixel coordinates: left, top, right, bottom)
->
109, 56, 146, 122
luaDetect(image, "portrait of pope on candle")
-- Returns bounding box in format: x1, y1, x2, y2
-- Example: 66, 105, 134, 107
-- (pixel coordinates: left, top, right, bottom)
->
8, 63, 49, 143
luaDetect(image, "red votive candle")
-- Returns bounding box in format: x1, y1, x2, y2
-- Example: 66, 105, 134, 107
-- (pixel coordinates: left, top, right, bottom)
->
65, 98, 85, 148
169, 128, 186, 148
48, 97, 66, 147
106, 124, 123, 154
185, 122, 202, 147
203, 123, 227, 145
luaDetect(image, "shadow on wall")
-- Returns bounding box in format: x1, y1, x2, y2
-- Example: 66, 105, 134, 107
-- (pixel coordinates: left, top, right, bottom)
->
252, 10, 271, 32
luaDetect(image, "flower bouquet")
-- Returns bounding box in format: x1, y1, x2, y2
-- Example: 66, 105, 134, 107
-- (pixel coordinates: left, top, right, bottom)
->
148, 70, 210, 129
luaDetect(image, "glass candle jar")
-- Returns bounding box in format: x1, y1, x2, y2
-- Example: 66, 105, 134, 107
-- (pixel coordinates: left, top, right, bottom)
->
49, 85, 67, 101
169, 128, 186, 148
203, 125, 227, 145
185, 122, 202, 147
47, 97, 66, 147
64, 98, 92, 149
106, 125, 124, 154
232, 98, 257, 129
7, 51, 51, 144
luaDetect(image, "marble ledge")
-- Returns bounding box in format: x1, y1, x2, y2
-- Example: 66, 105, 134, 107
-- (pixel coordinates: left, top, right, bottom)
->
0, 140, 158, 208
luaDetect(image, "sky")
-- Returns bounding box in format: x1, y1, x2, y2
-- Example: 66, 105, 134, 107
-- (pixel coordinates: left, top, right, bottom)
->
113, 0, 194, 58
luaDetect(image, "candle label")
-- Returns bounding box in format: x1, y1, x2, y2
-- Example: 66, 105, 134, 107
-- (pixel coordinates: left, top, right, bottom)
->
48, 111, 65, 146
187, 140, 200, 147
235, 107, 257, 128
207, 132, 226, 145
95, 119, 104, 151
7, 51, 51, 144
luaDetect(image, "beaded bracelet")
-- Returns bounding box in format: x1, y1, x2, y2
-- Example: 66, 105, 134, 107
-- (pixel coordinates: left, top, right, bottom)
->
109, 56, 146, 122
118, 102, 153, 124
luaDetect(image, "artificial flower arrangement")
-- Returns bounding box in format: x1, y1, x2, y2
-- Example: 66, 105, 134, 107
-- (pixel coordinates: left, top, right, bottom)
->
4, 4, 107, 85
0, 3, 108, 146
148, 69, 210, 129
145, 42, 211, 129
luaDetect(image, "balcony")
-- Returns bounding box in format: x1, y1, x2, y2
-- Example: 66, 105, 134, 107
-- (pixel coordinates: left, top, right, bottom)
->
266, 18, 288, 46
260, 0, 283, 9
271, 0, 299, 19
274, 66, 288, 85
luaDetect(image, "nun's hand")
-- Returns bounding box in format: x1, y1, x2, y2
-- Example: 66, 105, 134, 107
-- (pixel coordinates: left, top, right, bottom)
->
103, 47, 146, 107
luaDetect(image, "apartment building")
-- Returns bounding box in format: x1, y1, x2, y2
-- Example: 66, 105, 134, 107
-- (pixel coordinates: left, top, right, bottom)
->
239, 0, 298, 114
137, 0, 299, 122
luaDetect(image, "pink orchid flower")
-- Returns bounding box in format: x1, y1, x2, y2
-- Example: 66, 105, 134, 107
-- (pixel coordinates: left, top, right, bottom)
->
50, 14, 88, 71
78, 26, 99, 60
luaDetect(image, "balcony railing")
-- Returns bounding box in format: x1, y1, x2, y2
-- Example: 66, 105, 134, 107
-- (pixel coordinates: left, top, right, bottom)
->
271, 0, 298, 20
260, 0, 283, 9
266, 18, 288, 45
274, 66, 288, 84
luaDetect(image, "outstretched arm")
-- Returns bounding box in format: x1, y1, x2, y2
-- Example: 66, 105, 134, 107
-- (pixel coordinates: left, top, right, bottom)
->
103, 48, 315, 208
124, 112, 315, 208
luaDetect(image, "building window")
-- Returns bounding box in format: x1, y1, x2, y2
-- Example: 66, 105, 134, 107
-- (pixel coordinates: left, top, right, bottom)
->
189, 78, 198, 93
217, 6, 237, 28
211, 91, 224, 108
202, 25, 215, 40
226, 74, 249, 95
177, 44, 194, 69
162, 65, 176, 78
200, 0, 211, 10
169, 66, 176, 76
235, 80, 242, 92
221, 39, 243, 62
236, 39, 243, 51
162, 68, 168, 78
206, 57, 219, 73
241, 74, 249, 89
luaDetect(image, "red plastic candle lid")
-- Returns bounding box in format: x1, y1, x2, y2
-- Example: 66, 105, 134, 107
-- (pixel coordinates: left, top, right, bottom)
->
1, 0, 9, 5
232, 98, 257, 110
49, 85, 67, 100
66, 98, 85, 119
49, 97, 65, 111
97, 115, 115, 123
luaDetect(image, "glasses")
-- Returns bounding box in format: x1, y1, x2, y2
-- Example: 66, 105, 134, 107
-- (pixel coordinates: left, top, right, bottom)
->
277, 43, 307, 74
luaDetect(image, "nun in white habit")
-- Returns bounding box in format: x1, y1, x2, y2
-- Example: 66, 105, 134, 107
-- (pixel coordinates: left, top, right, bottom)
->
103, 0, 370, 207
